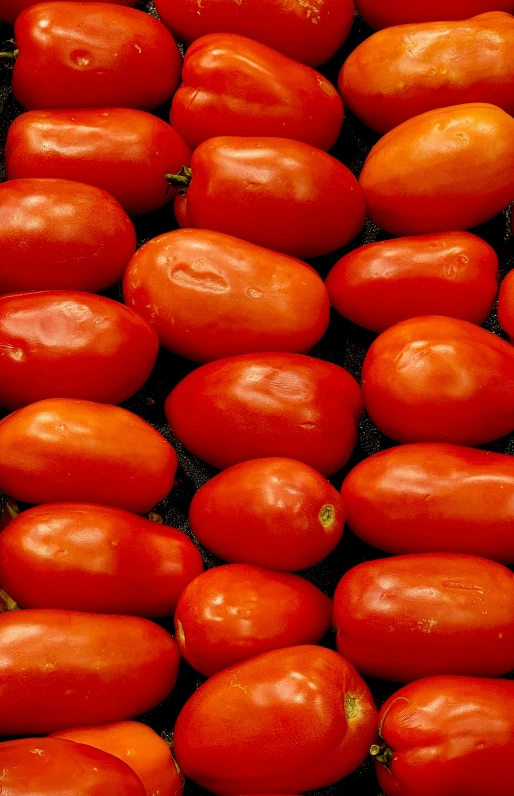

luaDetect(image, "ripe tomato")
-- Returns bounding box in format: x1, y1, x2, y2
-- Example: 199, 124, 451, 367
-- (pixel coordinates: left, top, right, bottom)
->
165, 353, 363, 475
189, 457, 345, 571
0, 398, 177, 513
0, 502, 203, 616
1, 0, 138, 25
0, 609, 180, 734
123, 229, 330, 363
373, 676, 514, 796
334, 552, 514, 682
174, 564, 332, 676
359, 103, 514, 235
497, 269, 514, 340
0, 178, 136, 293
11, 3, 181, 111
356, 0, 514, 29
4, 109, 191, 216
173, 645, 377, 794
326, 232, 498, 332
343, 443, 514, 564
0, 290, 158, 409
361, 316, 514, 445
169, 137, 366, 258
52, 722, 184, 796
170, 33, 344, 151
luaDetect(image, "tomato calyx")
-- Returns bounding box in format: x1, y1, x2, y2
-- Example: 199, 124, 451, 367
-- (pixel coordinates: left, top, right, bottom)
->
370, 741, 394, 773
0, 589, 18, 612
0, 40, 18, 67
166, 166, 192, 194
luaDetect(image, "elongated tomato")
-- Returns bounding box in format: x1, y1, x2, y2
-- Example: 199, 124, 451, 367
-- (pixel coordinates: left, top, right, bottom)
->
498, 269, 514, 340
1, 0, 138, 25
356, 0, 514, 30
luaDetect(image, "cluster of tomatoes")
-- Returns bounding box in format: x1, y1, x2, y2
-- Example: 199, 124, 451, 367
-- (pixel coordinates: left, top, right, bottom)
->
0, 0, 514, 795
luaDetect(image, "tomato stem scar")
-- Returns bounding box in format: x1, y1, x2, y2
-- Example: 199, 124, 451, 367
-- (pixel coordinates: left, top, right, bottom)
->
344, 694, 359, 719
166, 165, 193, 194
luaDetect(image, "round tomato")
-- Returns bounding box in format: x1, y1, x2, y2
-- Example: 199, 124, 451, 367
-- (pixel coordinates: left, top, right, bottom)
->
359, 103, 514, 235
497, 269, 514, 340
0, 502, 203, 615
0, 398, 177, 513
361, 315, 514, 445
1, 0, 138, 25
356, 0, 514, 29
173, 645, 377, 794
4, 109, 192, 216
0, 609, 180, 734
165, 353, 363, 476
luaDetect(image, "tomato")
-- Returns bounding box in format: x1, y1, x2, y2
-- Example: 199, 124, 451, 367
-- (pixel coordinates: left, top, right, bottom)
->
0, 502, 203, 615
173, 645, 377, 794
11, 3, 181, 111
123, 229, 330, 363
0, 178, 136, 293
356, 0, 514, 30
0, 738, 146, 795
174, 564, 332, 676
325, 232, 498, 333
52, 722, 184, 796
189, 458, 345, 571
373, 676, 514, 796
165, 353, 363, 475
0, 398, 177, 513
0, 608, 179, 734
343, 443, 514, 563
4, 109, 192, 216
334, 552, 514, 682
1, 0, 138, 25
361, 315, 514, 445
168, 137, 366, 258
170, 33, 344, 151
497, 269, 514, 340
174, 192, 190, 228
359, 103, 514, 235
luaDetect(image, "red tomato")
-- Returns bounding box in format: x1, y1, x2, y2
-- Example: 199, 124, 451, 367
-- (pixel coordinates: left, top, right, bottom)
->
165, 353, 363, 476
0, 502, 203, 616
170, 33, 344, 151
173, 645, 377, 794
169, 137, 366, 258
4, 109, 192, 216
1, 0, 138, 25
189, 457, 345, 571
325, 232, 498, 332
173, 192, 190, 227
174, 564, 332, 676
497, 269, 514, 340
334, 552, 514, 682
12, 3, 181, 111
0, 609, 179, 734
359, 103, 514, 235
0, 178, 136, 293
361, 315, 514, 445
373, 676, 514, 796
0, 398, 177, 513
123, 229, 330, 363
356, 0, 514, 29
52, 722, 184, 796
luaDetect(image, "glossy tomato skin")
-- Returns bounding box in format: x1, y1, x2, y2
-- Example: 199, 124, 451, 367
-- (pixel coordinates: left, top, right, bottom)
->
359, 103, 514, 235
1, 0, 138, 25
497, 269, 514, 340
123, 229, 330, 362
166, 353, 363, 476
170, 33, 343, 150
356, 0, 514, 29
375, 676, 514, 796
0, 291, 159, 409
0, 609, 180, 734
173, 645, 377, 794
178, 136, 366, 258
361, 316, 514, 445
326, 232, 498, 332
4, 109, 192, 216
0, 503, 203, 616
0, 398, 177, 513
334, 553, 514, 682
174, 564, 332, 676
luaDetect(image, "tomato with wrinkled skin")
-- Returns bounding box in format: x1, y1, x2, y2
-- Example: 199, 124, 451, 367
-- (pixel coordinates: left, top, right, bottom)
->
497, 269, 514, 340
0, 609, 180, 734
170, 137, 366, 258
359, 103, 514, 235
334, 553, 514, 682
356, 0, 514, 30
4, 109, 192, 216
166, 353, 363, 475
123, 229, 330, 363
1, 0, 138, 25
325, 232, 498, 333
170, 33, 343, 151
0, 398, 177, 513
0, 503, 203, 616
173, 645, 377, 794
361, 316, 514, 445
189, 457, 345, 571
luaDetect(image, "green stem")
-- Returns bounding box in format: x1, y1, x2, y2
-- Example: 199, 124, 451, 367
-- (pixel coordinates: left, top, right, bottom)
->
0, 589, 18, 612
0, 49, 18, 60
165, 165, 192, 194
370, 742, 394, 774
